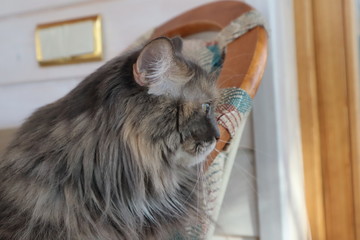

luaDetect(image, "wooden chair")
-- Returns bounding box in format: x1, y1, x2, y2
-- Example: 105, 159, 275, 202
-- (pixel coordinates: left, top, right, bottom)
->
129, 1, 268, 238
150, 1, 268, 166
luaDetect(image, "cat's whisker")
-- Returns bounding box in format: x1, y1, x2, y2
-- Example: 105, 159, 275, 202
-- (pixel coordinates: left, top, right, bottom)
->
216, 73, 250, 88
238, 145, 255, 150
219, 52, 254, 62
217, 139, 230, 144
238, 145, 278, 161
233, 173, 258, 195
213, 148, 221, 154
208, 53, 255, 73
232, 161, 257, 181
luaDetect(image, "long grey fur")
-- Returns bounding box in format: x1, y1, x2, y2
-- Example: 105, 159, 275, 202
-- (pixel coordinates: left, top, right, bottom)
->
0, 37, 219, 240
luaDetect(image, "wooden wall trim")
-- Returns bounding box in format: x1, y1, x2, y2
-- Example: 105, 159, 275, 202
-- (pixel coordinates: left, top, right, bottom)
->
343, 0, 360, 237
294, 0, 360, 239
313, 1, 356, 239
293, 0, 326, 239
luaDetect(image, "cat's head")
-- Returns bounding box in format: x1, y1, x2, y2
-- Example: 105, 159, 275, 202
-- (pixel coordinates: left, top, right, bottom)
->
130, 37, 219, 167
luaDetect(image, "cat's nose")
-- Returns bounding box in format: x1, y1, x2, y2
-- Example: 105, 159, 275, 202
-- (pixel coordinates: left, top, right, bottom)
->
208, 116, 220, 141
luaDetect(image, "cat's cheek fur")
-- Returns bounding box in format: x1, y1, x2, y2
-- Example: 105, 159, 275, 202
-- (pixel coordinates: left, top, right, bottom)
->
174, 141, 216, 167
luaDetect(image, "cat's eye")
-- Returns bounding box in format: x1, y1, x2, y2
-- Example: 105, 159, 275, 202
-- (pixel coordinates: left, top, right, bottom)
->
201, 103, 211, 114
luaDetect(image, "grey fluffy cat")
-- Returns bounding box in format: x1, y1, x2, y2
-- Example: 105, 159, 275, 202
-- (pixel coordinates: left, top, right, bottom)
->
0, 36, 220, 240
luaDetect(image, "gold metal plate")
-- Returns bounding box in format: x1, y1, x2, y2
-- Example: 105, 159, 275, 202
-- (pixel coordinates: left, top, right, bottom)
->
35, 15, 103, 66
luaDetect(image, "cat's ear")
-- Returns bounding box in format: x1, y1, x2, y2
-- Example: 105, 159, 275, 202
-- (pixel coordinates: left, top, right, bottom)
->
171, 36, 183, 52
133, 37, 176, 87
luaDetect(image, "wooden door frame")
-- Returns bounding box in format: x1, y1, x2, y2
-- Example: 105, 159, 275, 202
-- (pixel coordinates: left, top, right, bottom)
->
294, 0, 360, 239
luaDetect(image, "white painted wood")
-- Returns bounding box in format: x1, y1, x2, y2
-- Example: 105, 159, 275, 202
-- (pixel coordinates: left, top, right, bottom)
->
247, 0, 310, 240
0, 78, 81, 128
0, 0, 216, 127
207, 115, 256, 238
214, 114, 259, 237
0, 0, 214, 85
0, 0, 92, 18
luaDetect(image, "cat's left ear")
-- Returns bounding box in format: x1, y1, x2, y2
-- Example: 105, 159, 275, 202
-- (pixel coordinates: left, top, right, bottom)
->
132, 37, 174, 87
171, 36, 183, 52
133, 37, 186, 88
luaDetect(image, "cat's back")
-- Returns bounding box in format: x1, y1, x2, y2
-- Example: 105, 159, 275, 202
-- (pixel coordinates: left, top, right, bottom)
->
0, 54, 137, 240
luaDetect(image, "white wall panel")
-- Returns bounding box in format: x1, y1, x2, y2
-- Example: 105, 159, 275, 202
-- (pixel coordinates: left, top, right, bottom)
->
249, 0, 310, 239
215, 115, 259, 237
0, 0, 215, 127
0, 0, 93, 18
0, 78, 81, 128
0, 0, 213, 85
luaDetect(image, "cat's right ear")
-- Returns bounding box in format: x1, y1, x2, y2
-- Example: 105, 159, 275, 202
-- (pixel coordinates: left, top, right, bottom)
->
133, 37, 175, 87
